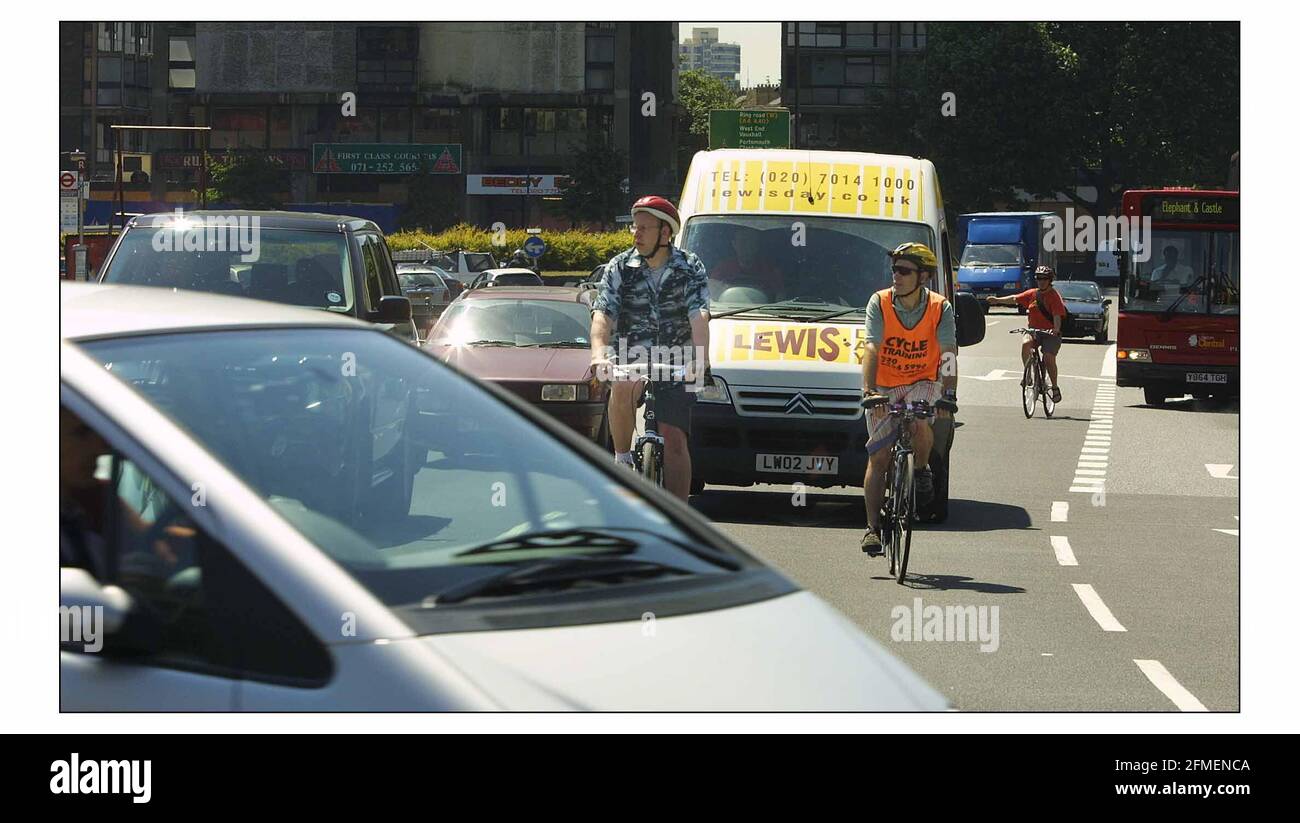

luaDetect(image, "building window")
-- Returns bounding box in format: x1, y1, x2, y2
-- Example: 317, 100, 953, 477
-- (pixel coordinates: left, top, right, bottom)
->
270, 107, 293, 148
379, 107, 411, 143
585, 23, 615, 91
211, 107, 268, 149
846, 22, 891, 51
413, 108, 462, 143
787, 22, 843, 48
900, 22, 927, 50
169, 35, 196, 91
522, 108, 588, 155
846, 56, 888, 86
489, 108, 522, 156
356, 26, 418, 89
333, 107, 378, 143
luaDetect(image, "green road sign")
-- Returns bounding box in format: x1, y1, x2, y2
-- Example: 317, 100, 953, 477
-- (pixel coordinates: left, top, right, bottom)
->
708, 110, 791, 150
312, 143, 462, 174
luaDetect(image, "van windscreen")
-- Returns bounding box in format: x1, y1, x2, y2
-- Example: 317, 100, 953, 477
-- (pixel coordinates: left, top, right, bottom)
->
681, 215, 935, 315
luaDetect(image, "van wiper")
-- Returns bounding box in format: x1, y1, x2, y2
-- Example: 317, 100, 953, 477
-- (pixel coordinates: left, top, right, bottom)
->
452, 527, 742, 570
808, 306, 865, 322
710, 299, 838, 320
425, 556, 692, 606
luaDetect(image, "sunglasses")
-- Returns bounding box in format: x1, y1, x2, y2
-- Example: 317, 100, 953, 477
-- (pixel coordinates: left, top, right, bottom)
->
1035, 276, 1052, 281
891, 265, 921, 276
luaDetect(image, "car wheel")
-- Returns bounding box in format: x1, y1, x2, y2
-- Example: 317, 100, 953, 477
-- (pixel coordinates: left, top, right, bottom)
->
1094, 329, 1108, 343
689, 476, 705, 496
596, 411, 612, 453
1017, 305, 1027, 315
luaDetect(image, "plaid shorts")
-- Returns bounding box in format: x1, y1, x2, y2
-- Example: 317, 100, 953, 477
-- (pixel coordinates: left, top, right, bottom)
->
865, 380, 944, 455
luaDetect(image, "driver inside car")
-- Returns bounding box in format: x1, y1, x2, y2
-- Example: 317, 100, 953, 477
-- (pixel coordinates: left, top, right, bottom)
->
711, 229, 784, 300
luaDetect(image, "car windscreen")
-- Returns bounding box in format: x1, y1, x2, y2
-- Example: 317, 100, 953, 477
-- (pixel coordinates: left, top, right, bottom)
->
494, 273, 543, 286
434, 299, 592, 347
1054, 282, 1102, 301
960, 243, 1023, 267
101, 226, 356, 312
465, 253, 496, 272
81, 329, 745, 610
680, 214, 934, 315
400, 274, 442, 289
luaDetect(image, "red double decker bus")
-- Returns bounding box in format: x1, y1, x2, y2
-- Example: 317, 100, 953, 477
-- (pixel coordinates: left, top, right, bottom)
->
1116, 189, 1239, 405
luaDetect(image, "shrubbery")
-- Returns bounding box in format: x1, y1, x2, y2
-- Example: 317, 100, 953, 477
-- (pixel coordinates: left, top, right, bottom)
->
387, 225, 632, 271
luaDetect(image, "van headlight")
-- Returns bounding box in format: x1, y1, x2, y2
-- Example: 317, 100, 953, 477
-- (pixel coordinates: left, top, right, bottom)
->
696, 376, 732, 404
1003, 282, 1019, 289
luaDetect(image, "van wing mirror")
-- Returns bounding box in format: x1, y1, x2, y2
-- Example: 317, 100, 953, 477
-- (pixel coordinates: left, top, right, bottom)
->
954, 292, 986, 347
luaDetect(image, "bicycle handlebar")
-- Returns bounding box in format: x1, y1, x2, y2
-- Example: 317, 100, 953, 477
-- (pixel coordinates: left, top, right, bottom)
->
1009, 327, 1058, 336
860, 396, 937, 418
607, 362, 692, 381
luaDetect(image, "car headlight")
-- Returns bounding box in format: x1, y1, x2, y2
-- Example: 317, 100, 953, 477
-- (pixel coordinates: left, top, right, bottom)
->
542, 384, 589, 401
1118, 349, 1150, 362
695, 375, 732, 404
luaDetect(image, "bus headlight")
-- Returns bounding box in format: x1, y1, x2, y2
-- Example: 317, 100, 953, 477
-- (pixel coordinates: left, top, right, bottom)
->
696, 376, 732, 404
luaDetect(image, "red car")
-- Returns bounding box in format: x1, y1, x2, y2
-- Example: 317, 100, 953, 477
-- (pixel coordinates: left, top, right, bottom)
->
427, 286, 610, 446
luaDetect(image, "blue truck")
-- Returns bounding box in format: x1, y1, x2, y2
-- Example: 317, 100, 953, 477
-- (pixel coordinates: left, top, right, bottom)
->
955, 212, 1059, 313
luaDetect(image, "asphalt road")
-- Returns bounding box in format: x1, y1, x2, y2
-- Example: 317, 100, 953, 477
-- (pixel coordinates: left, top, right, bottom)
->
689, 293, 1240, 711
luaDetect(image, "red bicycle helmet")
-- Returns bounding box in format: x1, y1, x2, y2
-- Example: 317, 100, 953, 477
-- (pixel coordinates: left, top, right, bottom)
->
630, 195, 681, 236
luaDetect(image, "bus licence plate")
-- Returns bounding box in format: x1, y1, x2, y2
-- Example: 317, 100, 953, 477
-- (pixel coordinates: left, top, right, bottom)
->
1186, 372, 1228, 384
755, 454, 839, 474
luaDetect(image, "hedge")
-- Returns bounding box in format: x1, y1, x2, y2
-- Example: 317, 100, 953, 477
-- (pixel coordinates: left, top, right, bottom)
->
387, 224, 633, 271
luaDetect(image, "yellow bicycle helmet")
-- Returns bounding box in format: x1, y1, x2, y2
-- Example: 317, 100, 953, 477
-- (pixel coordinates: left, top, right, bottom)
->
889, 242, 939, 272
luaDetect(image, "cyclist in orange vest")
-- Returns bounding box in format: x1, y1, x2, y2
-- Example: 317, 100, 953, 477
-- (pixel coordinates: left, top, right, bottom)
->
860, 242, 959, 556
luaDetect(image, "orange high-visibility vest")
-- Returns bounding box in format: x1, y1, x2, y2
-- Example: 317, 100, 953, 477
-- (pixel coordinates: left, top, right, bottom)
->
876, 288, 945, 388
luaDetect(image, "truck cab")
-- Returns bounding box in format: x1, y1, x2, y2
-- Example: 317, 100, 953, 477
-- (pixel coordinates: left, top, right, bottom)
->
955, 212, 1058, 312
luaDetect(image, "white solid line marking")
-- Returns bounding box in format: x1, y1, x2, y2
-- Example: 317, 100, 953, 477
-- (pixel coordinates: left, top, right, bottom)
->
1073, 584, 1127, 631
1213, 529, 1239, 536
1206, 463, 1238, 479
1051, 536, 1078, 566
1051, 501, 1069, 522
1134, 660, 1207, 711
1101, 349, 1117, 377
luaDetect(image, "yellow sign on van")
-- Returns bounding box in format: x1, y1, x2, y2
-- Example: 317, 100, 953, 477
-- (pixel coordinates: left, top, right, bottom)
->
715, 321, 868, 365
693, 158, 924, 221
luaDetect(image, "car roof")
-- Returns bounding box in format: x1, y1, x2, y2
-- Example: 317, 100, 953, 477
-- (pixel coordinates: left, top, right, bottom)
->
126, 209, 381, 233
458, 286, 585, 302
61, 282, 370, 340
483, 268, 543, 277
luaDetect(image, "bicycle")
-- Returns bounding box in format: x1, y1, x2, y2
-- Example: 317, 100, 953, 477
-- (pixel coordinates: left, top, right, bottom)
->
862, 396, 944, 584
608, 362, 692, 488
1010, 328, 1057, 419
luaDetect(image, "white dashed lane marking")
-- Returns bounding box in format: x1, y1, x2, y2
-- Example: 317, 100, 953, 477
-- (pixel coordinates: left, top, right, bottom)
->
1051, 501, 1069, 522
1134, 659, 1208, 711
1072, 584, 1127, 632
1051, 536, 1078, 566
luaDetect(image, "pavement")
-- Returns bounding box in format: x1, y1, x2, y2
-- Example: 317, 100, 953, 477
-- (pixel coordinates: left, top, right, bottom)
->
686, 294, 1240, 711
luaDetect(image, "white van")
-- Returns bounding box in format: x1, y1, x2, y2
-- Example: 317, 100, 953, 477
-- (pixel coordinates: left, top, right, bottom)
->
678, 149, 985, 520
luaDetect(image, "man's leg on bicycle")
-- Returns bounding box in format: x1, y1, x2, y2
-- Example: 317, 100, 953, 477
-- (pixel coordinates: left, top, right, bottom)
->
608, 380, 640, 465
903, 380, 942, 506
862, 443, 892, 555
655, 382, 696, 501
1039, 333, 1063, 401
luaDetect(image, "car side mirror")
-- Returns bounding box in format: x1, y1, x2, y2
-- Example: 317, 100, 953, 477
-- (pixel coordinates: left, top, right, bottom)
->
954, 292, 986, 347
60, 567, 133, 637
375, 295, 412, 324
1103, 298, 1112, 307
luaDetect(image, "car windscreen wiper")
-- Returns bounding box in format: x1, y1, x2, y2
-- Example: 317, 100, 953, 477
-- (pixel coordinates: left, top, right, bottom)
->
425, 555, 694, 606
522, 341, 589, 348
462, 339, 516, 347
808, 306, 865, 322
452, 527, 742, 570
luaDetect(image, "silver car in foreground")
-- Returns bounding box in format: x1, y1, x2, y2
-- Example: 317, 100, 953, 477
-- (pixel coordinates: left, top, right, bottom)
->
59, 283, 946, 711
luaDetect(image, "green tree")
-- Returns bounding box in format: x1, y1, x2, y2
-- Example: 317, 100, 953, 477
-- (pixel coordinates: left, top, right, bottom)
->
677, 69, 737, 181
907, 22, 1239, 219
557, 136, 627, 230
401, 160, 462, 232
195, 151, 291, 209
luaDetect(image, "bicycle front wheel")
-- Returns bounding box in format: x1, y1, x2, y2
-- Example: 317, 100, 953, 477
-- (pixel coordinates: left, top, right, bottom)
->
896, 452, 914, 584
1022, 357, 1038, 418
640, 440, 663, 487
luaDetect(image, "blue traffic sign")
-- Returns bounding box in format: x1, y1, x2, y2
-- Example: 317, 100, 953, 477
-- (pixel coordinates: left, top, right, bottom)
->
523, 235, 546, 258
